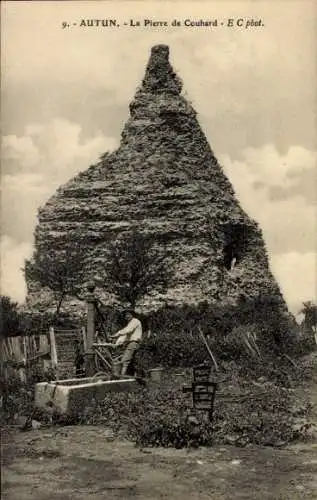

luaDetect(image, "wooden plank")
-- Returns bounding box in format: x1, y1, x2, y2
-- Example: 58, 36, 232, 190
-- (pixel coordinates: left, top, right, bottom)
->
33, 335, 39, 351
49, 327, 58, 369
86, 299, 95, 351
8, 337, 13, 356
197, 328, 219, 371
54, 330, 81, 335
32, 335, 37, 355
24, 336, 28, 359
18, 367, 27, 383
23, 337, 28, 368
21, 336, 25, 359
11, 337, 23, 362
6, 338, 12, 358
39, 334, 49, 353
82, 327, 87, 351
28, 336, 33, 357
193, 395, 214, 402
0, 339, 9, 361
194, 403, 214, 409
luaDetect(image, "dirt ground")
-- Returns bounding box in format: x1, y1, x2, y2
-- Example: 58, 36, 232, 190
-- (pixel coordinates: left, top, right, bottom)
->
2, 426, 317, 500
2, 354, 317, 500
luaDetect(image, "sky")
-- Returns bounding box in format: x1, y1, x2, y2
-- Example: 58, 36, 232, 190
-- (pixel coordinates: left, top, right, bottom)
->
1, 0, 316, 314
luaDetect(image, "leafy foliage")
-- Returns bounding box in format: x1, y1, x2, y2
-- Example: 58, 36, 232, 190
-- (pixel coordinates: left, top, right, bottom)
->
212, 385, 315, 446
0, 296, 22, 338
100, 229, 172, 308
2, 357, 315, 449
79, 372, 315, 448
301, 301, 317, 331
0, 375, 33, 425
0, 367, 57, 426
137, 296, 301, 368
137, 331, 206, 369
24, 235, 87, 315
20, 309, 80, 334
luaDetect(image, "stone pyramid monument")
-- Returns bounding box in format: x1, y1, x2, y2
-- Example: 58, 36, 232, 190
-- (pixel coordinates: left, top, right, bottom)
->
26, 44, 287, 314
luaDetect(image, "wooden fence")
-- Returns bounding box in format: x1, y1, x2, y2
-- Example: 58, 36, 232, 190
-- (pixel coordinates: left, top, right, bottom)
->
0, 328, 85, 383
0, 334, 50, 382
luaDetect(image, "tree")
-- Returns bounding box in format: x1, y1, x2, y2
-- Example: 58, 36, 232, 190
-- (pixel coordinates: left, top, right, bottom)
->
101, 229, 172, 308
300, 301, 317, 345
0, 296, 22, 338
24, 236, 87, 317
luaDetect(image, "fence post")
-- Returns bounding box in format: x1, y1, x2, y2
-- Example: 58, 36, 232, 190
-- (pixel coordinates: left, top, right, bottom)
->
22, 336, 27, 383
84, 283, 96, 376
82, 326, 87, 351
49, 326, 58, 378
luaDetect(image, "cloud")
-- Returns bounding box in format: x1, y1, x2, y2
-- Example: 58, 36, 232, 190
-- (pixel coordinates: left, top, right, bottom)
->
221, 144, 317, 254
1, 173, 51, 243
0, 235, 33, 303
1, 118, 117, 303
221, 144, 316, 193
236, 145, 316, 189
2, 1, 316, 159
221, 144, 317, 311
2, 137, 316, 310
1, 0, 316, 310
24, 118, 117, 183
2, 118, 117, 180
1, 118, 117, 243
270, 252, 317, 313
2, 134, 40, 168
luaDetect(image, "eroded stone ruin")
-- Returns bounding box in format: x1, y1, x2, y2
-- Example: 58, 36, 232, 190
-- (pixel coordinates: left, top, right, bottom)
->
26, 44, 287, 315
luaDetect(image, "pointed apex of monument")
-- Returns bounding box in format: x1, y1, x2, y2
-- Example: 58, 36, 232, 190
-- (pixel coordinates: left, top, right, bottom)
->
151, 44, 170, 57
141, 44, 182, 94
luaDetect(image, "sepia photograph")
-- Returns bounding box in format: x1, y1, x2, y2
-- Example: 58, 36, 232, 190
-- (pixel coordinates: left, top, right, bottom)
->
1, 1, 316, 498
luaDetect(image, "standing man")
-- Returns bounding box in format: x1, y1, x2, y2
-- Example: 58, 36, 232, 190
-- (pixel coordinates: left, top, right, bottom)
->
111, 310, 143, 376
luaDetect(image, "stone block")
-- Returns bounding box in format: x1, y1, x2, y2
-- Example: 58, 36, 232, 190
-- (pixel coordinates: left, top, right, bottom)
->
34, 377, 138, 417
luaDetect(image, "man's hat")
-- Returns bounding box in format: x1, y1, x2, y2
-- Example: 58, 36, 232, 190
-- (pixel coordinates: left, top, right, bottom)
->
124, 308, 135, 315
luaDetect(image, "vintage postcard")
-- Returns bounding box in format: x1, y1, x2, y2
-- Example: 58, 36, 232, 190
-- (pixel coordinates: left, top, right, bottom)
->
1, 1, 316, 499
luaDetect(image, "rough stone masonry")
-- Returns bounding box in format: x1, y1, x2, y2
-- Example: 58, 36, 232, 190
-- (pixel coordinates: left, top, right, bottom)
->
26, 44, 287, 316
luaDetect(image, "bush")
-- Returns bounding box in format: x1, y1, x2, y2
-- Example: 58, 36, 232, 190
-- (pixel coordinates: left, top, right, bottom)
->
0, 375, 34, 425
213, 384, 315, 446
80, 386, 213, 448
0, 363, 58, 426
79, 377, 315, 448
0, 296, 22, 338
137, 331, 206, 369
136, 297, 303, 373
136, 413, 213, 448
19, 310, 81, 334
